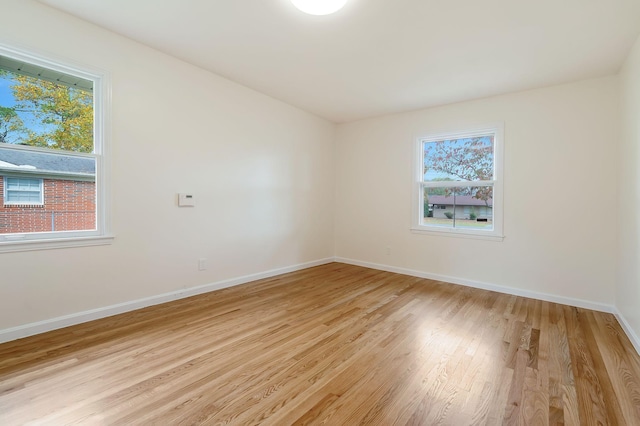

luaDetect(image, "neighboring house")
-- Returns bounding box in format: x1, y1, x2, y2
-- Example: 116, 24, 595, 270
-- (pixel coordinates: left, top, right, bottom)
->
0, 147, 95, 234
427, 194, 493, 219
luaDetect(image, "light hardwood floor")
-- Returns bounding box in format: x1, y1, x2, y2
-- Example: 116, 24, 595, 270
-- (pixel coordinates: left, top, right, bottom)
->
1, 263, 639, 425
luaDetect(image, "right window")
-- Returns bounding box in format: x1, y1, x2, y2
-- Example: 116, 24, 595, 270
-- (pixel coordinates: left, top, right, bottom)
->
412, 124, 504, 240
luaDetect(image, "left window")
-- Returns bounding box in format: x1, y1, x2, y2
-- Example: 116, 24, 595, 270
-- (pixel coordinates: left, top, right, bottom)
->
0, 45, 111, 251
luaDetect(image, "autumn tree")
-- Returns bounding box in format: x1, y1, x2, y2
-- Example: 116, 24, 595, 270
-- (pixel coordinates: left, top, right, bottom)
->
10, 74, 93, 153
0, 106, 25, 144
423, 137, 493, 204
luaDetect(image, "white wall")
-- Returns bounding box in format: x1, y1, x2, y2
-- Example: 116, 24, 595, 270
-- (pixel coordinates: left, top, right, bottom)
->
0, 0, 634, 346
0, 0, 335, 331
335, 77, 619, 307
617, 35, 640, 345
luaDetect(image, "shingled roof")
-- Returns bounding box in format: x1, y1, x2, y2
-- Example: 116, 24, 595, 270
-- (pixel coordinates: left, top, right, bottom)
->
0, 146, 95, 179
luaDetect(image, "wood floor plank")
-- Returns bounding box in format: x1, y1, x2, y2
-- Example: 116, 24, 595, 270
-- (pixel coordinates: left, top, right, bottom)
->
589, 310, 640, 424
1, 263, 639, 425
563, 305, 611, 425
555, 304, 581, 426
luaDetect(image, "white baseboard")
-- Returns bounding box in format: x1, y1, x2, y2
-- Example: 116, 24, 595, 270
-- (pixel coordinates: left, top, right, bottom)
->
334, 257, 615, 314
337, 258, 640, 356
0, 258, 334, 344
5, 256, 638, 358
613, 309, 640, 356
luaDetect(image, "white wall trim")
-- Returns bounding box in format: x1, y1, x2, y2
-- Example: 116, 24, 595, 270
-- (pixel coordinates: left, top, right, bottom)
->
335, 257, 615, 314
5, 256, 636, 357
337, 258, 640, 356
613, 308, 640, 356
0, 258, 334, 344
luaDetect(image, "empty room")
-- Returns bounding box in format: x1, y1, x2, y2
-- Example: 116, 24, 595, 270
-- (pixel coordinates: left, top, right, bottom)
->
1, 0, 640, 424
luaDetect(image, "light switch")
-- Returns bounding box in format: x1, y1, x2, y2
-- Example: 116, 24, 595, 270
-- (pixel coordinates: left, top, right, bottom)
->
178, 193, 195, 207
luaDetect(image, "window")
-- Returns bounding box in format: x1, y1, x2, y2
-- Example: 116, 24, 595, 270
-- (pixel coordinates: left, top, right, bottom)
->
4, 177, 43, 205
412, 124, 504, 240
0, 45, 111, 251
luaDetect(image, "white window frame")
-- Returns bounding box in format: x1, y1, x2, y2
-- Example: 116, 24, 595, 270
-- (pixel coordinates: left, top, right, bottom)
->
0, 43, 113, 252
4, 177, 44, 205
411, 123, 504, 241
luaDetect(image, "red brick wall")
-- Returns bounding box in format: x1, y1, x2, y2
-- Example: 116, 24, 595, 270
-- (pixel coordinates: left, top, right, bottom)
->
0, 177, 96, 234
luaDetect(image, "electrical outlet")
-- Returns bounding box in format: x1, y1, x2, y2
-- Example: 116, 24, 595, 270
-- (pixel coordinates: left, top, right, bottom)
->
385, 246, 391, 255
198, 258, 208, 271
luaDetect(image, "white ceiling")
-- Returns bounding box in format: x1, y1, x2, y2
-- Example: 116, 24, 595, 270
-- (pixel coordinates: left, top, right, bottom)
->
39, 0, 640, 123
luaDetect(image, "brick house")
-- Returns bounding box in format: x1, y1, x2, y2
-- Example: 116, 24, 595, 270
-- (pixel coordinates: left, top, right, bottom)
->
0, 147, 95, 234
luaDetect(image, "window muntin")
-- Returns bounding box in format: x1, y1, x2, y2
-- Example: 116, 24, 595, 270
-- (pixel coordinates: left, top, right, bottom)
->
413, 125, 503, 240
4, 177, 43, 205
0, 44, 110, 250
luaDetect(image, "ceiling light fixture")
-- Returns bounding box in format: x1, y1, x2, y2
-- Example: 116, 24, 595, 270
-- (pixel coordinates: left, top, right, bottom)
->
290, 0, 348, 15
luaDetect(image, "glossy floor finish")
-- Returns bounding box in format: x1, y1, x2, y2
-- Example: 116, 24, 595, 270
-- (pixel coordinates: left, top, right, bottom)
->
1, 263, 639, 425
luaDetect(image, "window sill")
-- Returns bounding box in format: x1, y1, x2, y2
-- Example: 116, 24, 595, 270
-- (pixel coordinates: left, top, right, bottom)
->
410, 227, 504, 242
0, 235, 115, 253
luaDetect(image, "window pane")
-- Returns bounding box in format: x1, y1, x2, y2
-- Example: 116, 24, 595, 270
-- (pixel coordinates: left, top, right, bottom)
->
422, 186, 493, 231
7, 191, 40, 203
423, 135, 494, 182
0, 55, 94, 153
7, 178, 40, 191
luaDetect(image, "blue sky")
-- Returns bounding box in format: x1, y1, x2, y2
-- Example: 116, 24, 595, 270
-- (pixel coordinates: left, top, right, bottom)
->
0, 73, 51, 139
0, 75, 16, 107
